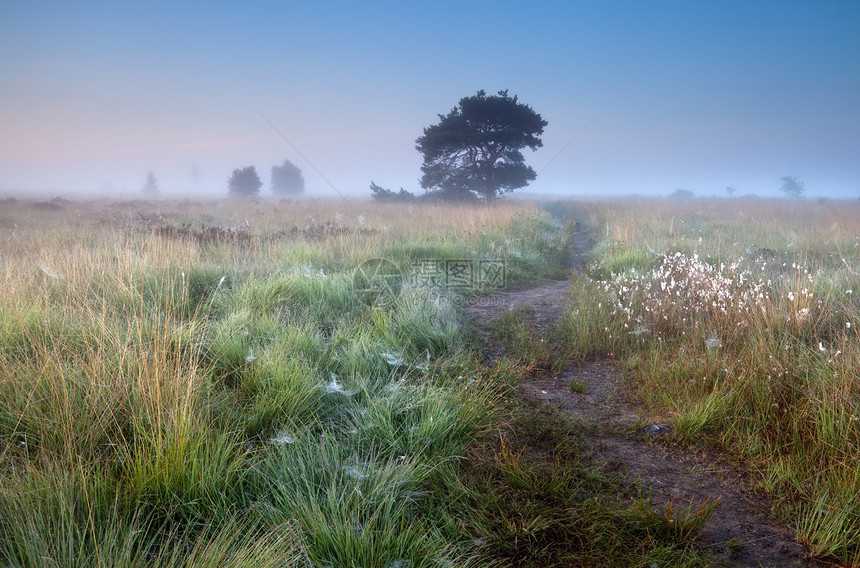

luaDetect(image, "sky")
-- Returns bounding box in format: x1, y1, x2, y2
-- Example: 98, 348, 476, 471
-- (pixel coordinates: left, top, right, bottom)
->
1, 0, 859, 199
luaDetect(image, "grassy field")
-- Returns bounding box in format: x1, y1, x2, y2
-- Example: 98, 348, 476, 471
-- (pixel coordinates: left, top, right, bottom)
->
0, 197, 578, 567
560, 197, 860, 566
2, 195, 858, 566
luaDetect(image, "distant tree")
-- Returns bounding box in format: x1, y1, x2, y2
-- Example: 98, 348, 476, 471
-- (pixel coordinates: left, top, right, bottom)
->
370, 181, 415, 203
669, 188, 695, 199
271, 158, 305, 195
227, 166, 262, 198
725, 185, 737, 197
779, 176, 805, 198
415, 89, 547, 201
142, 171, 159, 196
191, 164, 201, 186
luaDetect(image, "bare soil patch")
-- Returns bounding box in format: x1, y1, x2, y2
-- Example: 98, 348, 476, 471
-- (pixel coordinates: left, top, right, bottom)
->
464, 263, 822, 567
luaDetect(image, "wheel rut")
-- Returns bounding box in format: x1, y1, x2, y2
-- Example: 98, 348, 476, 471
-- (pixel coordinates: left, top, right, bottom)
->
464, 234, 821, 567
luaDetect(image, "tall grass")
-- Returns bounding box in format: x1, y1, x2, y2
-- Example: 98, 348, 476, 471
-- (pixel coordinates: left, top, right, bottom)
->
561, 197, 860, 566
0, 197, 571, 565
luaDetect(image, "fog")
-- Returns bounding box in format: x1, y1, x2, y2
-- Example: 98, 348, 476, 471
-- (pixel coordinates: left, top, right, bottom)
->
2, 143, 856, 202
2, 99, 856, 201
2, 2, 858, 202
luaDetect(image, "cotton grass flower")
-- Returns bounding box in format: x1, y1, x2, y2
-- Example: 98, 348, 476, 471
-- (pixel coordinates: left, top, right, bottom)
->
603, 252, 766, 337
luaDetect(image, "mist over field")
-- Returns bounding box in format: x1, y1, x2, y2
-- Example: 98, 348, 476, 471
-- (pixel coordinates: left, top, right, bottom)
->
4, 4, 860, 566
1, 2, 859, 200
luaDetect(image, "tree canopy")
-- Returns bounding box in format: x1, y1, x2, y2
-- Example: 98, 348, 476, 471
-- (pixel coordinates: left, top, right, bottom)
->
415, 90, 547, 201
779, 176, 805, 198
369, 182, 415, 203
271, 158, 305, 195
227, 166, 262, 198
141, 171, 158, 196
669, 188, 695, 200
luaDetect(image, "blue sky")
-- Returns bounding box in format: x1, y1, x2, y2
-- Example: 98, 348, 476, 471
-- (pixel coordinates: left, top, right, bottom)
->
1, 1, 858, 198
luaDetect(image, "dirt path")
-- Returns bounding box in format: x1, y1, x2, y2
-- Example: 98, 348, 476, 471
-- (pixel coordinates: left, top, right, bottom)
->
464, 236, 820, 568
